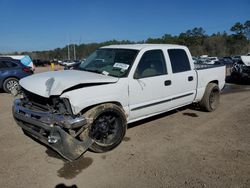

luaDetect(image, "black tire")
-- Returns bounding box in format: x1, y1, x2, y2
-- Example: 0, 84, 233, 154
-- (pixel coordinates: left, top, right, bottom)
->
199, 83, 220, 112
82, 103, 127, 153
3, 77, 19, 93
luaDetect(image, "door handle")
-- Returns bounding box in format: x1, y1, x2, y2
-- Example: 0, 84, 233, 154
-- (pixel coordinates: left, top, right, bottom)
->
164, 80, 171, 86
188, 76, 193, 81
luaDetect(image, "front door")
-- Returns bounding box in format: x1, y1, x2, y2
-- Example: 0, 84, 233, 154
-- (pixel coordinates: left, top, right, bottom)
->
128, 49, 172, 121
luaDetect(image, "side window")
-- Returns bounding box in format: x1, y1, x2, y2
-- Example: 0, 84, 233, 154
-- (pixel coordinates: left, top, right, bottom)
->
168, 49, 191, 73
4, 61, 18, 68
134, 50, 167, 79
0, 61, 8, 69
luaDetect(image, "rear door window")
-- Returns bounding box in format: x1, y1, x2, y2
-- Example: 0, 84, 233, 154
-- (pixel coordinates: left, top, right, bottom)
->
5, 61, 18, 67
168, 49, 191, 73
0, 60, 8, 69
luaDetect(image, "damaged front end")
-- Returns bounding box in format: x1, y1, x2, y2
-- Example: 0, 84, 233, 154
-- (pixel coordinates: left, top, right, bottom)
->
12, 88, 93, 161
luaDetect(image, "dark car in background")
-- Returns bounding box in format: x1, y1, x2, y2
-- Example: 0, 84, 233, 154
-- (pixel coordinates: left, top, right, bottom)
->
33, 59, 50, 67
0, 57, 33, 93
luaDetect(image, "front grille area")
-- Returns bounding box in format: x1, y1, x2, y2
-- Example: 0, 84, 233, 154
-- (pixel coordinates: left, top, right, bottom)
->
22, 88, 51, 106
20, 88, 73, 115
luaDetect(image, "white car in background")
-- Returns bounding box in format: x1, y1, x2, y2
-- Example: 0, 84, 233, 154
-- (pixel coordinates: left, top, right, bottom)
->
206, 57, 219, 65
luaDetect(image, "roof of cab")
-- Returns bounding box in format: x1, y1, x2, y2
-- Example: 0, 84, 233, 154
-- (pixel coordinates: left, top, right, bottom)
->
101, 44, 186, 50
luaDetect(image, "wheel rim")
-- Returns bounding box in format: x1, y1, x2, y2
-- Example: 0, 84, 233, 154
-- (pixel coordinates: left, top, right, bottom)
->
6, 79, 18, 91
89, 112, 122, 146
209, 88, 219, 110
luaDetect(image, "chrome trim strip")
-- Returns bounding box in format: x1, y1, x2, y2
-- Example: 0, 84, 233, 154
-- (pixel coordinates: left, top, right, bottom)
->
131, 92, 194, 111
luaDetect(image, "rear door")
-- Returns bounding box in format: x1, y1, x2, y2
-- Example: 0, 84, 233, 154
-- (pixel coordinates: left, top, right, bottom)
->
165, 48, 197, 108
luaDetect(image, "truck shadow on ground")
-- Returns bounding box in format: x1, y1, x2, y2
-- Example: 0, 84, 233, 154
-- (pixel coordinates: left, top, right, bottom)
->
45, 149, 93, 179
55, 183, 78, 188
57, 156, 93, 179
182, 112, 199, 117
225, 75, 250, 85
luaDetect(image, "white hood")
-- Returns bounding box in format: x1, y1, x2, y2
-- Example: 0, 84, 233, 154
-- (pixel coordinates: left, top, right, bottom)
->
19, 70, 118, 97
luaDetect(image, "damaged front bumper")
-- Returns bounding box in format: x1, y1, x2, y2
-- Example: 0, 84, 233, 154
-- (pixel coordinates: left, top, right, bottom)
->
12, 99, 93, 161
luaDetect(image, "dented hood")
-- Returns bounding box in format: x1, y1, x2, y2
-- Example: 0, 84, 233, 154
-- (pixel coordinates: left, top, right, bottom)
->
19, 70, 118, 97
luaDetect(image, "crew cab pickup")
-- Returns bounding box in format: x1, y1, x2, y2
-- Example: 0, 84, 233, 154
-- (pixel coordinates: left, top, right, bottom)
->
12, 44, 225, 161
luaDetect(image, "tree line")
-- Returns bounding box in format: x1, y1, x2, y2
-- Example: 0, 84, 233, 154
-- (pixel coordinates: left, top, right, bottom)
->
15, 20, 250, 60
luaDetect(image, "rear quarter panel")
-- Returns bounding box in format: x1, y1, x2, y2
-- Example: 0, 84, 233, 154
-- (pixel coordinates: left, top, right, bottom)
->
195, 65, 226, 102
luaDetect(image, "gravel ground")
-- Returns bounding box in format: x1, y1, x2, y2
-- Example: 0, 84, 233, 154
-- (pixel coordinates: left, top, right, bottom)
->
0, 68, 250, 188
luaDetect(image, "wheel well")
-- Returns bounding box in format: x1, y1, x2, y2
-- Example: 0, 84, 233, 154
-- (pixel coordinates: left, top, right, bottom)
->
209, 80, 218, 85
207, 80, 220, 93
80, 101, 123, 115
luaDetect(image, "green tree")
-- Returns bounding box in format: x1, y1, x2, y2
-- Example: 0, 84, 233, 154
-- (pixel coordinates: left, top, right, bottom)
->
244, 20, 250, 40
231, 22, 245, 36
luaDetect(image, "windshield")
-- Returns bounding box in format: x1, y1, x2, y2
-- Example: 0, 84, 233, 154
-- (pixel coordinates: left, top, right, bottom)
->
79, 48, 139, 77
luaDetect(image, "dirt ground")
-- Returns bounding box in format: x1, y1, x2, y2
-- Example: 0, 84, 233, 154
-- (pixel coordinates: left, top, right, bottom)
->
0, 68, 250, 188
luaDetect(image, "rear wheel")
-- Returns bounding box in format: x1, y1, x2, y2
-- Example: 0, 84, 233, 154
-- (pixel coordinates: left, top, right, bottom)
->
199, 83, 220, 112
81, 103, 127, 153
3, 77, 19, 93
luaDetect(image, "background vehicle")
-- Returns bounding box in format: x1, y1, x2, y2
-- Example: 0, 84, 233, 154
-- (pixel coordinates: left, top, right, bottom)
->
207, 57, 219, 64
59, 60, 78, 66
192, 56, 199, 64
198, 56, 219, 65
0, 57, 33, 93
221, 57, 234, 65
232, 55, 241, 63
33, 59, 50, 67
13, 44, 225, 161
64, 60, 85, 70
231, 56, 250, 82
0, 55, 34, 70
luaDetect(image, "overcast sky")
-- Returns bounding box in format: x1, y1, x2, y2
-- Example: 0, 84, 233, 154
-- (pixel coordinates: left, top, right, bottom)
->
0, 0, 249, 52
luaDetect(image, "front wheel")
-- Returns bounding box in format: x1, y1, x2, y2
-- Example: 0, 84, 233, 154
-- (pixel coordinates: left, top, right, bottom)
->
81, 103, 127, 153
199, 83, 220, 112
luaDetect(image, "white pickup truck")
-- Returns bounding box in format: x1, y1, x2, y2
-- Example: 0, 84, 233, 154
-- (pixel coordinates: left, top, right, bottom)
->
13, 44, 225, 161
